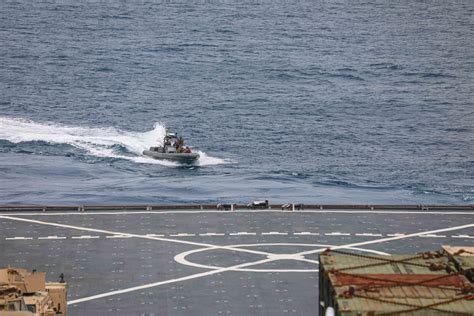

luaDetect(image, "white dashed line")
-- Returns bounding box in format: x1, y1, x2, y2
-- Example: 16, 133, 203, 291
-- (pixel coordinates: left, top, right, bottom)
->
325, 232, 351, 236
1, 214, 471, 306
106, 235, 133, 239
71, 235, 100, 239
4, 232, 470, 241
38, 236, 67, 240
355, 233, 383, 237
452, 234, 474, 239
293, 232, 320, 236
297, 224, 474, 257
169, 233, 196, 237
229, 232, 256, 236
199, 233, 225, 236
5, 236, 33, 240
419, 234, 446, 238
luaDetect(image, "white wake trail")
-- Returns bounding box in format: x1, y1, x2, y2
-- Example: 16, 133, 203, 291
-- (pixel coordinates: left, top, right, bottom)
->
0, 117, 231, 166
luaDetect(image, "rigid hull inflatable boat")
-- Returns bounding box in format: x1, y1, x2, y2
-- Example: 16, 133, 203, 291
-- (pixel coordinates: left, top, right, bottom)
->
143, 131, 199, 163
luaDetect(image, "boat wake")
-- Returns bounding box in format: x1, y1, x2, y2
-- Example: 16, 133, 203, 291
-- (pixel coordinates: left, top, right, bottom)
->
0, 117, 231, 167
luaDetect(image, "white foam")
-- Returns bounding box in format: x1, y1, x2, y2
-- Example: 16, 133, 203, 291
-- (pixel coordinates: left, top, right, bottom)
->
0, 117, 232, 167
194, 151, 231, 166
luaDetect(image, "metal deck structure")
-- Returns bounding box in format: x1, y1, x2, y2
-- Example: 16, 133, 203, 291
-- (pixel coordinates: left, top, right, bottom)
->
0, 204, 473, 315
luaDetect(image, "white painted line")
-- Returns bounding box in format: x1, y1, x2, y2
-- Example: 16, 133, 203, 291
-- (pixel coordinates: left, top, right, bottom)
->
71, 235, 100, 239
387, 233, 405, 237
38, 236, 67, 240
293, 232, 320, 236
325, 232, 351, 236
199, 233, 225, 236
0, 216, 271, 257
355, 233, 383, 237
106, 235, 133, 239
67, 257, 274, 305
4, 214, 471, 307
0, 216, 466, 305
296, 223, 474, 257
169, 233, 195, 237
229, 232, 256, 236
452, 234, 474, 239
418, 234, 446, 238
145, 234, 165, 237
261, 232, 288, 236
175, 242, 389, 272
5, 236, 33, 240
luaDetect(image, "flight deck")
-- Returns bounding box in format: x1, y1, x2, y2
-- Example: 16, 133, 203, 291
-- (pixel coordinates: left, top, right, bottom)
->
0, 205, 473, 315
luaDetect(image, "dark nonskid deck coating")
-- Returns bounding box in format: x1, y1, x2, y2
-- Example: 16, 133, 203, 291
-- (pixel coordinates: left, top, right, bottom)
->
0, 206, 473, 315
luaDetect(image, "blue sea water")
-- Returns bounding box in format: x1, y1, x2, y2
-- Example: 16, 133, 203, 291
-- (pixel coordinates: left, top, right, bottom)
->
0, 1, 473, 205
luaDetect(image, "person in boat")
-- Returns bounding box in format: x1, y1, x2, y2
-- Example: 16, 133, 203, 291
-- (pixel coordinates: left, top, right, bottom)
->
184, 146, 192, 153
175, 136, 184, 150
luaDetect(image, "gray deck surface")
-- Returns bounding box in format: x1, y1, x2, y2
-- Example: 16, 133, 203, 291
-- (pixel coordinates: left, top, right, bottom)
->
0, 207, 473, 315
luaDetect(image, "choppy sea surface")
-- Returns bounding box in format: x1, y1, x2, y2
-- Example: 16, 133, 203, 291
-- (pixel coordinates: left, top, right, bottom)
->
0, 1, 473, 205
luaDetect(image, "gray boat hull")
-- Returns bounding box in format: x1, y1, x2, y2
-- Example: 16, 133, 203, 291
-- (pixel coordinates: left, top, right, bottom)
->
143, 150, 199, 163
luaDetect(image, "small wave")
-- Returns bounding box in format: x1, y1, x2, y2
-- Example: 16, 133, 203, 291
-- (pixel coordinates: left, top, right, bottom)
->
96, 67, 114, 72
315, 179, 396, 191
445, 127, 471, 133
112, 15, 133, 20
54, 54, 69, 59
215, 28, 239, 35
10, 54, 39, 59
178, 43, 219, 48
276, 73, 297, 80
0, 117, 231, 167
337, 67, 356, 72
328, 73, 365, 81
369, 62, 403, 70
320, 179, 353, 187
402, 72, 456, 79
249, 98, 270, 103
462, 195, 474, 202
265, 68, 326, 80
144, 46, 185, 53
99, 13, 134, 20
421, 73, 456, 79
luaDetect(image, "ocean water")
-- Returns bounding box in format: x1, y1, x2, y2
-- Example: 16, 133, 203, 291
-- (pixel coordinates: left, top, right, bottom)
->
0, 1, 473, 205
